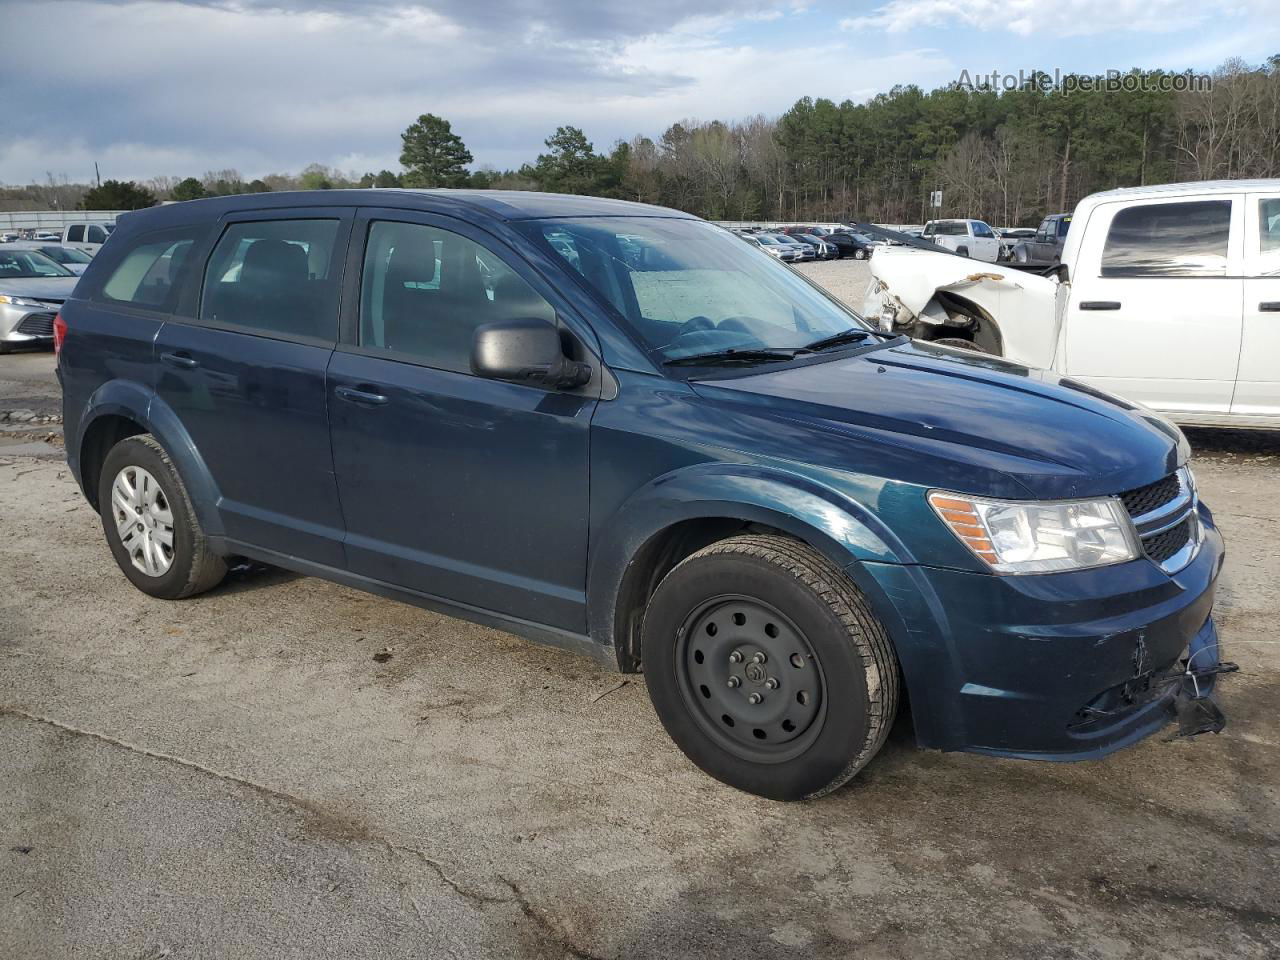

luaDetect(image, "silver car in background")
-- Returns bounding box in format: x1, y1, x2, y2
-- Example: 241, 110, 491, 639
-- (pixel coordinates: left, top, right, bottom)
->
0, 248, 79, 353
6, 241, 94, 275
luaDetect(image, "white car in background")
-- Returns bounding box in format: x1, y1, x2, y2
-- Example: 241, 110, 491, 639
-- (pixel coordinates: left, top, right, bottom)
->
921, 218, 1001, 262
865, 180, 1280, 429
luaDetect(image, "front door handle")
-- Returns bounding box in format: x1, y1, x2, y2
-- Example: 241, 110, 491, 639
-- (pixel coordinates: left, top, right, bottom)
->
160, 351, 199, 369
1079, 301, 1122, 311
1260, 302, 1280, 312
334, 385, 389, 406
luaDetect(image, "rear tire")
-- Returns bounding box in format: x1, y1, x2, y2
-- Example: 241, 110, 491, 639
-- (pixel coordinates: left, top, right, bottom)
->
642, 534, 899, 801
99, 434, 227, 600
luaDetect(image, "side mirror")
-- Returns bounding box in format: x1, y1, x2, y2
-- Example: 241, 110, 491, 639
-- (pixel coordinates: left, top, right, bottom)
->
471, 317, 592, 389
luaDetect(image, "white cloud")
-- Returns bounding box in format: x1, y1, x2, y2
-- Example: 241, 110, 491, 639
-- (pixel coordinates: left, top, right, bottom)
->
0, 0, 950, 185
841, 0, 1264, 38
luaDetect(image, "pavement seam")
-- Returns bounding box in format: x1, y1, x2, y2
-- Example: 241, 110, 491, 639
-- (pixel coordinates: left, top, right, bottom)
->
1, 704, 610, 959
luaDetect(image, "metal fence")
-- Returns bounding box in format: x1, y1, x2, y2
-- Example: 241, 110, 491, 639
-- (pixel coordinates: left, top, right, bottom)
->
0, 210, 124, 231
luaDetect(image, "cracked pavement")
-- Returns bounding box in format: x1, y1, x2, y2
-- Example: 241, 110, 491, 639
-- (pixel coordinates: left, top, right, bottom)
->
2, 338, 1279, 959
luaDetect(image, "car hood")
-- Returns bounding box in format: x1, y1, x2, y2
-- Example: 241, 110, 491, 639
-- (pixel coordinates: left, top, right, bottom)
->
690, 341, 1186, 500
0, 276, 79, 301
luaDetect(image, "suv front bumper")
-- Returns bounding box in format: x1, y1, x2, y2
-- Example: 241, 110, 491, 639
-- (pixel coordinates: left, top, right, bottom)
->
861, 503, 1227, 759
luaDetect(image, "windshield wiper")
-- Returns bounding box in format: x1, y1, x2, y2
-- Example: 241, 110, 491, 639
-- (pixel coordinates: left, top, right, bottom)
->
801, 327, 884, 352
663, 348, 800, 367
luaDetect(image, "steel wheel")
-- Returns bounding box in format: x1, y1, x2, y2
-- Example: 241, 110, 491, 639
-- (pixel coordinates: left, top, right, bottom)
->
676, 595, 827, 763
110, 464, 175, 577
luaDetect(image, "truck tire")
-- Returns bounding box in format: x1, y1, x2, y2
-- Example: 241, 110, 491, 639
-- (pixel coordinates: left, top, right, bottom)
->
642, 534, 899, 801
99, 434, 227, 600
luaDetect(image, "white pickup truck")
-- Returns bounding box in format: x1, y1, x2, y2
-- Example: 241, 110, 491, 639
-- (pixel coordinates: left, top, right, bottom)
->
865, 180, 1280, 430
61, 221, 116, 256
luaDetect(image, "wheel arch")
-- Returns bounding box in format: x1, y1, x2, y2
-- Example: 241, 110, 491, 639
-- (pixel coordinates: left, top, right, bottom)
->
74, 387, 224, 538
915, 291, 1005, 355
587, 464, 914, 673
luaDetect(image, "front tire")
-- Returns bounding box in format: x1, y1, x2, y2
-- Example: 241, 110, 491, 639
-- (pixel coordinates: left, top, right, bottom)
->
642, 534, 899, 801
99, 434, 227, 599
854, 248, 867, 260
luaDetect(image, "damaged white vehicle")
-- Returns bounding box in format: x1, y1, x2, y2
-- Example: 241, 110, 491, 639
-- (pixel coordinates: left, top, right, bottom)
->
863, 180, 1280, 430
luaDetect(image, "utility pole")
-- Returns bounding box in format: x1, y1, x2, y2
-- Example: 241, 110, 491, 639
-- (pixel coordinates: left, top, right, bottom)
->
94, 162, 101, 187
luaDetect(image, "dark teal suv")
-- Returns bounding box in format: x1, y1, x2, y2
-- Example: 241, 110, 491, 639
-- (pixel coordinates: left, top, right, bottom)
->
57, 190, 1228, 800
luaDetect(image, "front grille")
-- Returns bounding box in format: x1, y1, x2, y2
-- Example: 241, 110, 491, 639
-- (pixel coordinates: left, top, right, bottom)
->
1119, 469, 1198, 572
16, 312, 55, 336
1121, 474, 1180, 518
1143, 519, 1192, 565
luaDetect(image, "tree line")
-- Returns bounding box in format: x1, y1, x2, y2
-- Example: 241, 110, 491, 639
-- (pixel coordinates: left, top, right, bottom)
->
3, 55, 1276, 227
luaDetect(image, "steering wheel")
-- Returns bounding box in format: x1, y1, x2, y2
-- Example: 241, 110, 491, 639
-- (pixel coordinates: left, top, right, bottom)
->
679, 315, 717, 335
717, 315, 763, 334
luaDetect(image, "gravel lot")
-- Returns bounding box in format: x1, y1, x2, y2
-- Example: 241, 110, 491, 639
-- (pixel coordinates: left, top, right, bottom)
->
2, 264, 1278, 959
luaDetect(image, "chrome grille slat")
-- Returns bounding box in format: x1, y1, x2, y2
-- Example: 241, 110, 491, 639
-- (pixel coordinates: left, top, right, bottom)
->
1120, 468, 1200, 574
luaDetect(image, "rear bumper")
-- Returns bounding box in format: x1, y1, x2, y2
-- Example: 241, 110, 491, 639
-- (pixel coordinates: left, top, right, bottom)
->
861, 503, 1227, 760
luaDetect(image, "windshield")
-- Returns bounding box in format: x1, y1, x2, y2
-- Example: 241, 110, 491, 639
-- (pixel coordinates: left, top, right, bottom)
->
39, 245, 92, 265
520, 217, 869, 364
0, 249, 74, 278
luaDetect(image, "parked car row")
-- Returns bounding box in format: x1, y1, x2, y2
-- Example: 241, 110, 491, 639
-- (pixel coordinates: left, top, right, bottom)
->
1, 221, 117, 256
732, 225, 887, 261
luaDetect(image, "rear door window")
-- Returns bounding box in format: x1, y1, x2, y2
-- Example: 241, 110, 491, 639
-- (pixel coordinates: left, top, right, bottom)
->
1101, 201, 1231, 277
200, 219, 341, 341
67, 225, 85, 243
1259, 198, 1280, 255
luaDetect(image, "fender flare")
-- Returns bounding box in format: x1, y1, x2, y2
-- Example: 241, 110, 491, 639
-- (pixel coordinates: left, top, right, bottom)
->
586, 462, 916, 660
74, 384, 225, 538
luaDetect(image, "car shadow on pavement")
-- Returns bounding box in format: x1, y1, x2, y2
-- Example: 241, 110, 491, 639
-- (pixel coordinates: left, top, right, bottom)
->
1185, 428, 1280, 455
214, 560, 301, 596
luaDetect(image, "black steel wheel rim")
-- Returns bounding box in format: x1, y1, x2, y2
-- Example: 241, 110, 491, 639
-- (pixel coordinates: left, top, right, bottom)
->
675, 595, 827, 763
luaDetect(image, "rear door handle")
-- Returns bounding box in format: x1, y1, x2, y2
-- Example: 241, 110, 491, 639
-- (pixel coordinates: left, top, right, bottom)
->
160, 351, 199, 369
334, 385, 389, 406
1079, 301, 1122, 311
1260, 302, 1280, 312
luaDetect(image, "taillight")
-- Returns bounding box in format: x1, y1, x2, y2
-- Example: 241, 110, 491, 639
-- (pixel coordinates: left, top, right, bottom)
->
53, 312, 67, 356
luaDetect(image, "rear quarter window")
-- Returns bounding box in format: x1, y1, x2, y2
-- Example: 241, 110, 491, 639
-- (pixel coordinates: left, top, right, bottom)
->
99, 227, 206, 310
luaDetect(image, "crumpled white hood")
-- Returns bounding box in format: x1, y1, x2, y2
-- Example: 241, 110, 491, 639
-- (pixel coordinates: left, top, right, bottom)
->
867, 247, 1058, 318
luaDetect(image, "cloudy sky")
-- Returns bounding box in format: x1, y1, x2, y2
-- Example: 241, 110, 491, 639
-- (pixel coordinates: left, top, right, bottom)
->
2, 0, 1276, 185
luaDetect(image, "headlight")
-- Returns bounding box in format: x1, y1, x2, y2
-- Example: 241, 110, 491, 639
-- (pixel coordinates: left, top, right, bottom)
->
928, 491, 1141, 574
0, 294, 43, 308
